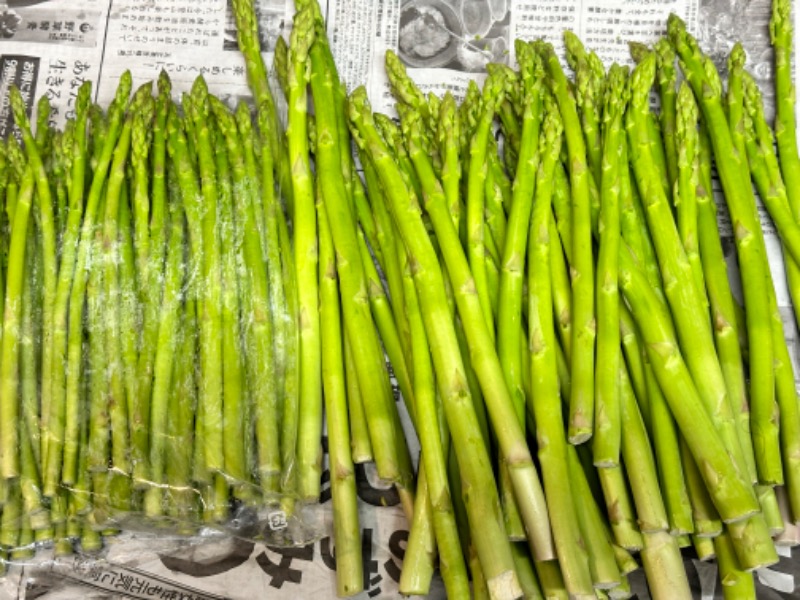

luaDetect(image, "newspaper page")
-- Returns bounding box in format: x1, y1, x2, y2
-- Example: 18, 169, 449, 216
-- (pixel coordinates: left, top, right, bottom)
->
0, 0, 799, 598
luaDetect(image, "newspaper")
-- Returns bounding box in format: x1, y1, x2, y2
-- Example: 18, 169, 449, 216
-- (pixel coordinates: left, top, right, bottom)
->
0, 0, 798, 598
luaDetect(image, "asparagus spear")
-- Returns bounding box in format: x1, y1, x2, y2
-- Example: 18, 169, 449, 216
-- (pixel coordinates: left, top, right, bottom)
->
565, 32, 605, 189
210, 99, 278, 494
617, 245, 760, 523
166, 292, 197, 520
740, 74, 800, 523
769, 0, 800, 352
128, 88, 155, 484
654, 39, 679, 190
670, 15, 780, 487
398, 212, 469, 598
628, 53, 757, 491
185, 77, 225, 475
770, 0, 800, 242
466, 72, 505, 339
349, 88, 526, 599
539, 41, 596, 444
231, 0, 291, 209
317, 187, 363, 597
19, 215, 48, 530
528, 95, 596, 598
9, 88, 59, 482
309, 23, 410, 490
49, 73, 132, 494
134, 72, 171, 487
593, 64, 627, 467
497, 40, 541, 453
0, 158, 35, 479
214, 122, 247, 484
287, 10, 322, 500
101, 105, 135, 486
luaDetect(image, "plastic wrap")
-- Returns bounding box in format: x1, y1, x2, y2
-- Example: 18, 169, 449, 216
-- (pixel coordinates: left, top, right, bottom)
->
0, 66, 323, 575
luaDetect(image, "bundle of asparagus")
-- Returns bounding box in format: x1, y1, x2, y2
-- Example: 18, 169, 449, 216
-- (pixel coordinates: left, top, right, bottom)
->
2, 0, 800, 598
0, 0, 314, 567
336, 0, 800, 598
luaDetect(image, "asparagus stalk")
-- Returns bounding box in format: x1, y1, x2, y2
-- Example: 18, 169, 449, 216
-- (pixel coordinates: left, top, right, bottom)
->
397, 216, 468, 598
629, 54, 758, 496
528, 98, 596, 598
568, 35, 605, 188
210, 98, 278, 493
670, 15, 780, 487
770, 0, 800, 249
769, 0, 800, 348
231, 0, 291, 209
134, 72, 171, 484
618, 245, 759, 523
215, 123, 247, 484
497, 39, 542, 448
690, 102, 758, 486
165, 292, 197, 521
674, 82, 707, 307
466, 72, 506, 339
9, 87, 59, 484
0, 159, 35, 479
117, 167, 141, 487
741, 74, 800, 520
358, 142, 412, 366
309, 24, 409, 489
50, 73, 132, 494
287, 10, 322, 500
539, 41, 596, 444
102, 107, 135, 485
128, 89, 154, 483
317, 190, 363, 597
85, 198, 109, 476
654, 39, 679, 190
593, 64, 627, 467
185, 77, 224, 475
396, 95, 556, 560
400, 465, 437, 595
274, 149, 301, 496
19, 221, 48, 530
349, 88, 526, 599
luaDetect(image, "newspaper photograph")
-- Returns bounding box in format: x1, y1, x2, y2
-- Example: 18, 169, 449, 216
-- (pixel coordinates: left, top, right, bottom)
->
0, 0, 798, 598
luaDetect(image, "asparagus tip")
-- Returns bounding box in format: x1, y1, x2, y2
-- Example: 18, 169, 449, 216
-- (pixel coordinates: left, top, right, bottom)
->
630, 51, 657, 108
629, 41, 651, 64
157, 69, 172, 98
563, 30, 585, 70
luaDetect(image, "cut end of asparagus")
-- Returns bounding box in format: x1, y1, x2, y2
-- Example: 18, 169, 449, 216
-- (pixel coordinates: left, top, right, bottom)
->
486, 569, 523, 600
